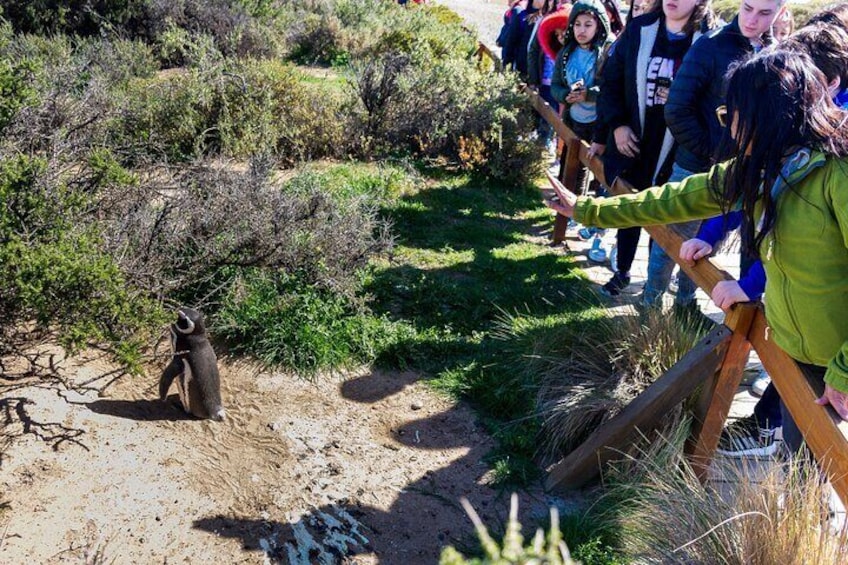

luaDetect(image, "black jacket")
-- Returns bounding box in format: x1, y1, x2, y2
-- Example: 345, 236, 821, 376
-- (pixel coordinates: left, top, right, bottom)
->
596, 12, 674, 186
664, 17, 766, 172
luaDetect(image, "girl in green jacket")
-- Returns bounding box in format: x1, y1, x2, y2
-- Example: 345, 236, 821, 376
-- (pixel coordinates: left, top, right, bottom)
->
546, 47, 848, 454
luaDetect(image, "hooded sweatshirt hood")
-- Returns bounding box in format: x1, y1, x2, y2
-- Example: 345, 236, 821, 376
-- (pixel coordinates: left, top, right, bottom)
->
563, 0, 612, 53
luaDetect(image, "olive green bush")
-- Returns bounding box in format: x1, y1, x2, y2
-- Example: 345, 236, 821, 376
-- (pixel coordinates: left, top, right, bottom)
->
354, 54, 540, 182
0, 153, 164, 370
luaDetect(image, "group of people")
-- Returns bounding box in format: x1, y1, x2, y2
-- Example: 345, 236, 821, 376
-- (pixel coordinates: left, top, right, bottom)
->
537, 0, 848, 460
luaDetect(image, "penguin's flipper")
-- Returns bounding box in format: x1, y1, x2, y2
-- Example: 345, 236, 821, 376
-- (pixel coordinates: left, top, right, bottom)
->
159, 358, 184, 400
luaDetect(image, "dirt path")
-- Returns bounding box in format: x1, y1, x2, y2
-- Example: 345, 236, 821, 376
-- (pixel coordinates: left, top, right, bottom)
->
1, 343, 548, 563
436, 0, 506, 48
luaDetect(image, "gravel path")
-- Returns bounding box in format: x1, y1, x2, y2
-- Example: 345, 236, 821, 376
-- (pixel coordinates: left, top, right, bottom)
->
436, 0, 507, 48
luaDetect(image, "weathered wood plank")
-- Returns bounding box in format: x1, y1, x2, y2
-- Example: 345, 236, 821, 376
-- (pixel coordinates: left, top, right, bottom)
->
748, 311, 848, 505
545, 324, 732, 491
552, 138, 582, 244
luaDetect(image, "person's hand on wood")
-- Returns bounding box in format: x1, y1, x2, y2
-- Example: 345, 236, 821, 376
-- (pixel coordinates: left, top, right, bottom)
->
710, 280, 750, 311
544, 171, 578, 217
587, 142, 605, 159
679, 238, 712, 266
816, 384, 848, 421
613, 125, 640, 158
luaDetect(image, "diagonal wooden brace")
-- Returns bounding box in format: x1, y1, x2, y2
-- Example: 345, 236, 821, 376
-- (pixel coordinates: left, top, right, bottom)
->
545, 324, 732, 492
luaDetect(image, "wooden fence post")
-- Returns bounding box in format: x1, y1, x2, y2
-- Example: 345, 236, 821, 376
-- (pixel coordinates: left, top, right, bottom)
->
685, 304, 756, 481
552, 137, 582, 244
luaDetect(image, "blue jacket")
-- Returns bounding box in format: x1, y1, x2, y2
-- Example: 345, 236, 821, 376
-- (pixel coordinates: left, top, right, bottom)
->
696, 212, 765, 300
665, 17, 768, 172
503, 6, 539, 77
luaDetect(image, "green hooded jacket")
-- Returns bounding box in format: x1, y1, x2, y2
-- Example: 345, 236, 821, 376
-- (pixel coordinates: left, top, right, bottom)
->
574, 152, 848, 393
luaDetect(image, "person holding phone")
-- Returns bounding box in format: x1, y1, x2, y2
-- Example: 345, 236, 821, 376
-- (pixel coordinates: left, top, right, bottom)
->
550, 0, 614, 196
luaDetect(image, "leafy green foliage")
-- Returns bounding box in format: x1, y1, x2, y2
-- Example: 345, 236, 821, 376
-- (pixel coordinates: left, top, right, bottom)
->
0, 154, 164, 370
214, 268, 416, 371
440, 495, 578, 564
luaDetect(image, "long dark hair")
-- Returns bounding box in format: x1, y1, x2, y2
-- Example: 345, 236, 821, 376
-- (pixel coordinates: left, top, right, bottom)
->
711, 48, 848, 257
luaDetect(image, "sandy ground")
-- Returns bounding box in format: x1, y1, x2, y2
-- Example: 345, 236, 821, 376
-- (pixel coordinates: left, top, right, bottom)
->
0, 344, 552, 564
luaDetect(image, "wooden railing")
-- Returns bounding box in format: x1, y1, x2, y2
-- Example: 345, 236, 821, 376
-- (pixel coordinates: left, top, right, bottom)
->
478, 43, 848, 505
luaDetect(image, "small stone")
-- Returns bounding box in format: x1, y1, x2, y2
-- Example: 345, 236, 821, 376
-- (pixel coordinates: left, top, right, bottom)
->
268, 422, 281, 432
411, 401, 423, 411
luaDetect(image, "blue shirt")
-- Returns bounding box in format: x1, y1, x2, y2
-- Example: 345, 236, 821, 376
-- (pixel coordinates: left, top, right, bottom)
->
566, 47, 598, 124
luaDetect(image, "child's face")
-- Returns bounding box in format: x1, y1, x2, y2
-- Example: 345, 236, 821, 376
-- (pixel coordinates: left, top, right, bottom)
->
631, 0, 654, 18
573, 13, 599, 46
663, 0, 699, 23
555, 28, 568, 43
772, 11, 792, 41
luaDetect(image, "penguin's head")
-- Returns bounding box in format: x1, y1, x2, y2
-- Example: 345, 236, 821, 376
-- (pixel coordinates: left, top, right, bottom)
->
175, 307, 205, 336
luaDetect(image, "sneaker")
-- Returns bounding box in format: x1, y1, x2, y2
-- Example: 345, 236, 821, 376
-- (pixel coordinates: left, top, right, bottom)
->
669, 271, 680, 294
578, 226, 607, 241
716, 414, 779, 458
588, 236, 607, 263
751, 371, 771, 397
600, 271, 630, 297
578, 227, 595, 241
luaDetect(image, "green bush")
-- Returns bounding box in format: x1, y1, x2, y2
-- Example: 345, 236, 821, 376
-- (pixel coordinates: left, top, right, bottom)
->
0, 154, 164, 370
112, 69, 219, 163
214, 269, 415, 371
216, 60, 355, 162
0, 0, 145, 36
355, 54, 541, 182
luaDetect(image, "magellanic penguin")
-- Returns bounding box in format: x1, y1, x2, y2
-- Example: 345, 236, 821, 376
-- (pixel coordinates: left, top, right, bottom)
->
160, 307, 226, 421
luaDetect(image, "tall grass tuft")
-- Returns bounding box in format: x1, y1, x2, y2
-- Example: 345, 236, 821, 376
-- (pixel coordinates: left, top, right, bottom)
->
531, 305, 711, 461
601, 420, 848, 563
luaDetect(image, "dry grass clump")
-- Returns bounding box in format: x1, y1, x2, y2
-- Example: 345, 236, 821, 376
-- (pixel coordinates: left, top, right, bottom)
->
533, 305, 710, 461
603, 425, 848, 564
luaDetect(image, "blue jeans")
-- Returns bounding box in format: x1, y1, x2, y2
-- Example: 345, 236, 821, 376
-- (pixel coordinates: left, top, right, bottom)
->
642, 163, 700, 307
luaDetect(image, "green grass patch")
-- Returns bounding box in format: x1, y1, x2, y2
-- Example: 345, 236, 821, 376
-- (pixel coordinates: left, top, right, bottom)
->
366, 172, 606, 486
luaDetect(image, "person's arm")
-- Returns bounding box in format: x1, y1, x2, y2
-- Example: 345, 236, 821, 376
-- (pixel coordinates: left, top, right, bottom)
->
737, 259, 765, 301
820, 177, 848, 397
665, 42, 714, 162
815, 174, 848, 417
584, 42, 610, 103
571, 163, 728, 228
695, 210, 742, 247
596, 29, 629, 132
